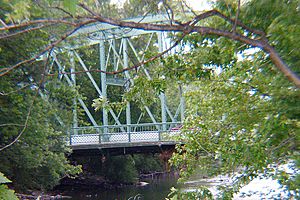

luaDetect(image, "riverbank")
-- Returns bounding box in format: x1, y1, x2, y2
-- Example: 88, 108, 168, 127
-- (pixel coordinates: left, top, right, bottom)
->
16, 193, 71, 200
57, 171, 178, 189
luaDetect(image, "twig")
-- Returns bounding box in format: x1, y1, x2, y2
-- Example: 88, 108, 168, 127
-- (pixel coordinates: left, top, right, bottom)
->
0, 84, 30, 96
0, 48, 53, 151
232, 0, 241, 33
269, 137, 295, 154
0, 19, 76, 31
49, 6, 74, 18
47, 32, 188, 77
0, 19, 8, 27
0, 20, 95, 76
163, 2, 174, 25
0, 124, 25, 127
181, 0, 197, 17
0, 24, 50, 40
190, 9, 264, 36
0, 96, 34, 151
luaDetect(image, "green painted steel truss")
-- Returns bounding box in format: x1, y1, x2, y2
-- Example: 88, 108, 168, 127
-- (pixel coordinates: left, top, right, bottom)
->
41, 14, 186, 144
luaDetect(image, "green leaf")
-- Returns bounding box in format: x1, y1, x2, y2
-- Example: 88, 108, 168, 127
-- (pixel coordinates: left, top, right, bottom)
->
0, 172, 11, 184
0, 185, 18, 200
63, 0, 78, 14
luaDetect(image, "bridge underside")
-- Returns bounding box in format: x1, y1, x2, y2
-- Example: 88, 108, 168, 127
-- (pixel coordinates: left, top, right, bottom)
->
71, 141, 180, 156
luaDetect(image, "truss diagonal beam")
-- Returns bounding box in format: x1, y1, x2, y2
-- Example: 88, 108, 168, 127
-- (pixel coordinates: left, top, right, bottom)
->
53, 55, 98, 127
72, 50, 125, 130
127, 37, 178, 122
74, 51, 125, 129
110, 38, 158, 125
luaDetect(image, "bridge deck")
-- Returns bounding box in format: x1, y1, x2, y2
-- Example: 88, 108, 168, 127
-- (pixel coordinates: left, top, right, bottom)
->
68, 123, 182, 155
69, 123, 181, 144
71, 140, 180, 156
71, 138, 179, 148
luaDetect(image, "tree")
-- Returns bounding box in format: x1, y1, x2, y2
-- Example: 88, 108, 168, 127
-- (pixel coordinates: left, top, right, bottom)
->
166, 0, 299, 198
0, 0, 299, 197
0, 0, 82, 191
1, 0, 299, 87
103, 155, 138, 183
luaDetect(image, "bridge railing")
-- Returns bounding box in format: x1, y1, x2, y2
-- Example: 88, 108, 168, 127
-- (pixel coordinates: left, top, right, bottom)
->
69, 122, 182, 145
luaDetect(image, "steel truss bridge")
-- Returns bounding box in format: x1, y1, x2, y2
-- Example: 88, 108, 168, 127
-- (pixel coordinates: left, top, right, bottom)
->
41, 13, 185, 152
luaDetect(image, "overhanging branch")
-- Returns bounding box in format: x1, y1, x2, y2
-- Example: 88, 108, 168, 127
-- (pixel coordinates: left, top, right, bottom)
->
79, 3, 300, 88
1, 4, 299, 87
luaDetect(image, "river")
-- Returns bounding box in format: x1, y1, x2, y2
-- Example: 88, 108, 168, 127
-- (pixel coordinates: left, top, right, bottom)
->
59, 175, 178, 200
57, 161, 298, 200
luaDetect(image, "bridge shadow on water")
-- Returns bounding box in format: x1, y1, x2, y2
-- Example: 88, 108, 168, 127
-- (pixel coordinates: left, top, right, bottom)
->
58, 174, 178, 200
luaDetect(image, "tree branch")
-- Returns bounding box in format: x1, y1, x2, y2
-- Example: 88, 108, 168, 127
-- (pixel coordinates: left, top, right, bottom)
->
0, 19, 76, 31
47, 32, 188, 76
0, 91, 34, 152
0, 20, 96, 76
79, 3, 300, 88
1, 4, 299, 87
0, 24, 50, 39
0, 123, 25, 127
49, 6, 75, 18
189, 9, 264, 36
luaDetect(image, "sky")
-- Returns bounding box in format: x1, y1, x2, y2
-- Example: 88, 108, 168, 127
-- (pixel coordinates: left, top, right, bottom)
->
186, 0, 212, 11
110, 0, 212, 11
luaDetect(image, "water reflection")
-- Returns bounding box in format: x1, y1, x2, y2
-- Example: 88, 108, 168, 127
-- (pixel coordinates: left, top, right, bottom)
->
60, 175, 177, 200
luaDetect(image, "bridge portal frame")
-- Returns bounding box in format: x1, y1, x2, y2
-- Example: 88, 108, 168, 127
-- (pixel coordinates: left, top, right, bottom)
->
46, 13, 185, 141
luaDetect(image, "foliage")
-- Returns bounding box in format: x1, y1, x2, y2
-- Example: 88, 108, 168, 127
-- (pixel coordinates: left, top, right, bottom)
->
0, 185, 18, 200
0, 0, 299, 198
92, 96, 127, 113
133, 154, 163, 174
166, 186, 213, 200
102, 154, 164, 183
0, 0, 82, 191
0, 83, 82, 190
241, 0, 300, 72
169, 57, 299, 198
123, 0, 161, 17
166, 0, 300, 198
0, 172, 10, 184
0, 172, 18, 200
103, 155, 138, 183
124, 75, 166, 106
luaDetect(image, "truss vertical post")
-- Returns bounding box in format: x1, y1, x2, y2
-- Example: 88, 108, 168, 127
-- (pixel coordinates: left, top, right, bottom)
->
70, 51, 78, 135
158, 32, 167, 131
100, 40, 108, 133
123, 38, 131, 135
53, 55, 98, 126
112, 40, 117, 71
179, 85, 185, 123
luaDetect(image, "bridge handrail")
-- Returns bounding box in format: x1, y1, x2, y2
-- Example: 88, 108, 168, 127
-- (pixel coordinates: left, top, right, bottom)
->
68, 122, 182, 145
71, 122, 182, 130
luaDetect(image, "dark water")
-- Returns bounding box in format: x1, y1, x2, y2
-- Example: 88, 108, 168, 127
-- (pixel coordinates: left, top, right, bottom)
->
60, 176, 177, 200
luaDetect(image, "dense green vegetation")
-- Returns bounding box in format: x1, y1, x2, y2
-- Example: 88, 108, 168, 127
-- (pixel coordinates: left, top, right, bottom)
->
104, 154, 164, 183
72, 154, 164, 183
0, 0, 83, 194
0, 0, 299, 199
0, 0, 169, 195
166, 0, 300, 198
